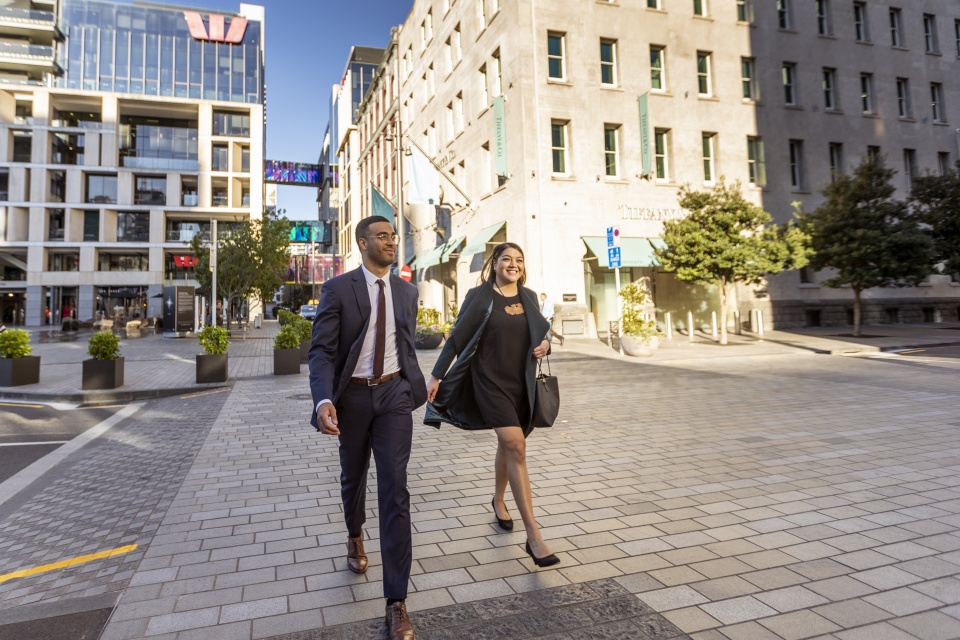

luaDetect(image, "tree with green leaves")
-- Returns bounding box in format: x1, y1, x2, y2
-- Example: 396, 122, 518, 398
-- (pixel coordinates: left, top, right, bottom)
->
798, 156, 934, 336
910, 162, 960, 281
189, 210, 291, 328
655, 179, 809, 345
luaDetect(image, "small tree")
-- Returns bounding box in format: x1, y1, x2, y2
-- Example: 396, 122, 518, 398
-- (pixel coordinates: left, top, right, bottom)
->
189, 210, 291, 329
799, 157, 935, 336
656, 180, 808, 345
910, 162, 960, 280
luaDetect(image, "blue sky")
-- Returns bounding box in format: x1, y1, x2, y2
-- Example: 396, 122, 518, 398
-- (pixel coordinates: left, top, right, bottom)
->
184, 0, 414, 219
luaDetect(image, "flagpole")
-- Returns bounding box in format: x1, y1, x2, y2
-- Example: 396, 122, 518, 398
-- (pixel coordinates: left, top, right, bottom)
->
393, 28, 405, 269
405, 138, 473, 209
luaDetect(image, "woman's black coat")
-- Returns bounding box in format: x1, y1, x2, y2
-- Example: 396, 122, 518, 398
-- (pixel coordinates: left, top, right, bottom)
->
423, 279, 550, 436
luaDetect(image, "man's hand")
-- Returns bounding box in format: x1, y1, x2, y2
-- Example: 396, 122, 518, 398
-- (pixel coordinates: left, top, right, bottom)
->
426, 376, 441, 403
317, 402, 339, 435
532, 339, 550, 359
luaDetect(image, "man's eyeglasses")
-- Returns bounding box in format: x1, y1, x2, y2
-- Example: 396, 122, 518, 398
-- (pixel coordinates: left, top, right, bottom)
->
365, 233, 399, 244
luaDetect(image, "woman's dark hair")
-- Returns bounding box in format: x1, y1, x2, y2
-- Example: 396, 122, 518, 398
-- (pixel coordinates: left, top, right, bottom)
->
480, 242, 526, 286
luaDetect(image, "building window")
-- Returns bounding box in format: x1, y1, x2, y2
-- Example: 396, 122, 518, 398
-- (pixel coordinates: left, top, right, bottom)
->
737, 0, 752, 22
212, 111, 250, 137
741, 57, 756, 100
896, 78, 912, 118
955, 19, 960, 56
48, 253, 80, 272
212, 180, 228, 207
777, 0, 792, 29
51, 133, 85, 165
931, 83, 944, 122
604, 124, 620, 178
490, 0, 499, 14
938, 152, 952, 175
212, 144, 229, 172
445, 103, 455, 145
119, 116, 199, 171
425, 9, 433, 42
860, 73, 874, 113
697, 52, 712, 96
49, 170, 66, 203
789, 139, 805, 189
551, 120, 568, 175
822, 68, 837, 109
650, 46, 666, 91
889, 8, 903, 46
854, 2, 869, 42
648, 0, 661, 9
867, 145, 881, 165
427, 64, 436, 99
492, 50, 502, 96
816, 0, 831, 35
478, 64, 488, 111
548, 33, 566, 80
12, 131, 32, 163
747, 136, 765, 186
117, 212, 150, 242
903, 149, 917, 191
924, 14, 939, 52
600, 39, 617, 86
181, 177, 198, 206
828, 142, 844, 181
454, 92, 464, 134
453, 24, 462, 63
782, 63, 797, 105
97, 253, 149, 272
480, 142, 492, 193
477, 0, 486, 30
135, 176, 166, 205
0, 170, 8, 201
241, 146, 250, 173
85, 174, 117, 204
83, 211, 99, 241
654, 129, 670, 181
693, 0, 707, 17
48, 209, 65, 241
702, 133, 716, 183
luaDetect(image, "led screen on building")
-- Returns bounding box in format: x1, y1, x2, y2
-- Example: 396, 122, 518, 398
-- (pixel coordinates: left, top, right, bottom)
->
288, 221, 326, 243
285, 254, 342, 285
265, 160, 321, 185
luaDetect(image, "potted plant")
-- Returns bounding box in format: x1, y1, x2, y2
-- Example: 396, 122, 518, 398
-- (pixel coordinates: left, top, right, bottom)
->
196, 325, 230, 384
0, 329, 40, 387
294, 317, 313, 364
415, 307, 443, 349
83, 332, 124, 389
619, 282, 661, 357
277, 308, 298, 327
273, 324, 301, 375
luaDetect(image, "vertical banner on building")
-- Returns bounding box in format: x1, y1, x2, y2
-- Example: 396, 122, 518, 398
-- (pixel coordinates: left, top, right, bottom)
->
638, 93, 652, 179
493, 96, 507, 177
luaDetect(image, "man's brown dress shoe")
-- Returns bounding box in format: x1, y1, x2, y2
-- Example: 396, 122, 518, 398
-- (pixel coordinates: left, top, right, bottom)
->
346, 532, 368, 574
385, 601, 415, 640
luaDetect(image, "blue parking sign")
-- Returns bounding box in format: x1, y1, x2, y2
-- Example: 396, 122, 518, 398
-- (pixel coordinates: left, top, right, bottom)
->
608, 246, 622, 268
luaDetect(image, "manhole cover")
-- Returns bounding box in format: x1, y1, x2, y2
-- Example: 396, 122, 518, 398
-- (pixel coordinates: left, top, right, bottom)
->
288, 393, 312, 401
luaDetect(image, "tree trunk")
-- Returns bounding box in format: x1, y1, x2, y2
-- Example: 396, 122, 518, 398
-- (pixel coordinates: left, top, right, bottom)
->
718, 281, 729, 345
853, 288, 862, 337
225, 295, 233, 330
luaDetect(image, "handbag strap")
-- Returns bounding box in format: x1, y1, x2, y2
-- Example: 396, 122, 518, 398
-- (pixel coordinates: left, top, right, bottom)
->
538, 354, 551, 377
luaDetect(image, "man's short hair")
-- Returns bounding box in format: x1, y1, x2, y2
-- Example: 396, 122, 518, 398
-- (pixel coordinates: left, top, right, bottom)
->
355, 215, 393, 245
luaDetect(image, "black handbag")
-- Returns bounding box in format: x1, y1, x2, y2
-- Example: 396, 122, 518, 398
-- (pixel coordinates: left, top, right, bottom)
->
531, 357, 560, 427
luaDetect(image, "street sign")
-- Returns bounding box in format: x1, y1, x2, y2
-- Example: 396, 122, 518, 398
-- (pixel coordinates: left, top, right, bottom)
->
399, 264, 413, 282
608, 246, 622, 269
606, 226, 620, 248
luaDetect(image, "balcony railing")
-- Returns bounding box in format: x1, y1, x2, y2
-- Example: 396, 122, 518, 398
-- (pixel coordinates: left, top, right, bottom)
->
120, 151, 199, 171
0, 42, 55, 60
0, 7, 57, 25
166, 229, 209, 243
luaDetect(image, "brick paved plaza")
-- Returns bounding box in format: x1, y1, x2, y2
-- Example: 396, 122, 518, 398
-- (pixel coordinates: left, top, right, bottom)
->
2, 340, 960, 639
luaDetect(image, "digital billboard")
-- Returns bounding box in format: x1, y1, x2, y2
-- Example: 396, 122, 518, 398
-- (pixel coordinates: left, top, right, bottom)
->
265, 160, 321, 185
285, 254, 342, 285
288, 221, 326, 243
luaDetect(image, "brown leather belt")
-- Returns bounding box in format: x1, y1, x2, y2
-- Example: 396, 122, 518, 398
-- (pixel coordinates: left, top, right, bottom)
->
350, 371, 401, 386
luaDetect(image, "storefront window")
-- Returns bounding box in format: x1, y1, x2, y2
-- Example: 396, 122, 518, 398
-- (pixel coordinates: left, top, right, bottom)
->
98, 253, 149, 271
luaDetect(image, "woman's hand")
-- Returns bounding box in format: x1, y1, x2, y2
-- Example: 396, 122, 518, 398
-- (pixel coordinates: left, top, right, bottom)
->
426, 376, 441, 403
532, 339, 550, 359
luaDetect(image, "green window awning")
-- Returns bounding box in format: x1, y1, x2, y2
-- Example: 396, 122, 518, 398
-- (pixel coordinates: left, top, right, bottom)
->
461, 222, 505, 256
412, 236, 465, 270
582, 236, 665, 268
441, 236, 464, 260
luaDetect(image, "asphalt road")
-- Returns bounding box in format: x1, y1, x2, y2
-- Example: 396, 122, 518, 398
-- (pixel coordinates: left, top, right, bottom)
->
0, 402, 121, 484
898, 345, 960, 359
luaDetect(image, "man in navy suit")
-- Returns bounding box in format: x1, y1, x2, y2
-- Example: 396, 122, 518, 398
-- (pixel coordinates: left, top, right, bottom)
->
309, 215, 426, 640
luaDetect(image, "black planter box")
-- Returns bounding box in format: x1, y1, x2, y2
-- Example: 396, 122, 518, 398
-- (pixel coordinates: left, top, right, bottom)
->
82, 357, 125, 390
273, 348, 300, 376
299, 341, 310, 364
196, 353, 229, 384
415, 333, 443, 350
0, 356, 40, 387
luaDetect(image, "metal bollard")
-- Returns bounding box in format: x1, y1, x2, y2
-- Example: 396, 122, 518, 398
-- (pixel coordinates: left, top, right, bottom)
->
688, 311, 695, 342
734, 310, 741, 335
665, 312, 672, 339
711, 311, 718, 338
757, 309, 765, 336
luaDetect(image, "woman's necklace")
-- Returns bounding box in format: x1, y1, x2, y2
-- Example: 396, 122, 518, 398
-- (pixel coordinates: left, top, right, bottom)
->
494, 281, 524, 316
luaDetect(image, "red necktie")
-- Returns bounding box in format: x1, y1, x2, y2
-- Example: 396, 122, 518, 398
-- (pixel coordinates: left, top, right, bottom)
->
373, 280, 385, 378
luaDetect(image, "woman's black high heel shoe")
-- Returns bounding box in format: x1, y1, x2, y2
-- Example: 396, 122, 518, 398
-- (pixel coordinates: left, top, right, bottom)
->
492, 498, 513, 531
525, 541, 560, 568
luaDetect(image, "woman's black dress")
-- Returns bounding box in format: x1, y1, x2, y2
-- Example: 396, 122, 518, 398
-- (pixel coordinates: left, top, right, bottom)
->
472, 290, 531, 428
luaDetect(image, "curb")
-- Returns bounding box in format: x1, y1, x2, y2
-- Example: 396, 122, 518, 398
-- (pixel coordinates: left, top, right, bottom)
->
0, 384, 231, 406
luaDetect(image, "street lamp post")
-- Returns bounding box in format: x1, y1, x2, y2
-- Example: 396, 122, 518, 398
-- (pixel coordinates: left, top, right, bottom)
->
210, 219, 218, 327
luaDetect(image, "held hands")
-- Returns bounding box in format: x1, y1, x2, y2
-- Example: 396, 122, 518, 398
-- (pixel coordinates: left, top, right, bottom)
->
317, 402, 339, 436
532, 339, 550, 359
426, 376, 441, 403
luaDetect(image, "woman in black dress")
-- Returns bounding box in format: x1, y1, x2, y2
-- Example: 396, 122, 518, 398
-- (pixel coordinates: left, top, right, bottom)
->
425, 243, 559, 567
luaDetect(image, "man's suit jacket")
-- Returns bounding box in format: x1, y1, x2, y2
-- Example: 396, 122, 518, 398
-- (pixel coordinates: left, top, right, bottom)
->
308, 266, 428, 430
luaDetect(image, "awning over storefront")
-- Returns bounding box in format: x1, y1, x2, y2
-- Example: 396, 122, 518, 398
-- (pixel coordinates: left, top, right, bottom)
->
461, 222, 505, 256
411, 235, 464, 270
582, 236, 665, 268
441, 236, 464, 260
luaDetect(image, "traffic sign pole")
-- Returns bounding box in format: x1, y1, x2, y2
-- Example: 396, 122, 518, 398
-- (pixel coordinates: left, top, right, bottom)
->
607, 227, 623, 356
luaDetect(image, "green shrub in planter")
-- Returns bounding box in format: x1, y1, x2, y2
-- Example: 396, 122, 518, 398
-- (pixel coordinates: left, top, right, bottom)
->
274, 324, 301, 350
198, 325, 230, 355
277, 309, 299, 326
87, 332, 121, 360
293, 317, 313, 344
0, 329, 32, 359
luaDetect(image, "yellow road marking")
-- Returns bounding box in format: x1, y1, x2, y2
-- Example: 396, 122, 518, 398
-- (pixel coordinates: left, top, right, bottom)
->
898, 349, 925, 355
180, 388, 230, 400
0, 402, 45, 409
0, 544, 137, 584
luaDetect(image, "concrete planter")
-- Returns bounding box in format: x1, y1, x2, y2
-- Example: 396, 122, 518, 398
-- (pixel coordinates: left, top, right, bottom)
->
621, 335, 659, 357
82, 357, 125, 390
273, 348, 300, 376
299, 341, 310, 364
196, 353, 229, 384
0, 356, 40, 387
415, 333, 443, 350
